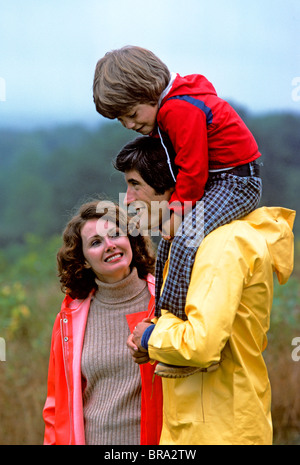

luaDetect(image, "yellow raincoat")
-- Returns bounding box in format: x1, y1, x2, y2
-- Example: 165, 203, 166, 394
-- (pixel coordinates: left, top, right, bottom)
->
148, 207, 295, 445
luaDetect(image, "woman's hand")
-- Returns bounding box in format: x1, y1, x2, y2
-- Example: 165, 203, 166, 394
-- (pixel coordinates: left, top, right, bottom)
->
127, 333, 150, 364
126, 318, 153, 365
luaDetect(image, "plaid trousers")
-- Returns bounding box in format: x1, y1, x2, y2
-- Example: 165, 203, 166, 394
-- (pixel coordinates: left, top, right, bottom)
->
155, 167, 262, 320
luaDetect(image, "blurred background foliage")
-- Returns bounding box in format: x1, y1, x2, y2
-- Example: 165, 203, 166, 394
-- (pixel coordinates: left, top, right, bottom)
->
0, 107, 299, 444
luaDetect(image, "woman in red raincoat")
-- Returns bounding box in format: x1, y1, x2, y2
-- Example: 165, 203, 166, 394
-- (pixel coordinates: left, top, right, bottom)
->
43, 199, 162, 445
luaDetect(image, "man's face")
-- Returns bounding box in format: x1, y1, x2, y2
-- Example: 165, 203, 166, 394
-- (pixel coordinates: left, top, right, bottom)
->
124, 169, 173, 233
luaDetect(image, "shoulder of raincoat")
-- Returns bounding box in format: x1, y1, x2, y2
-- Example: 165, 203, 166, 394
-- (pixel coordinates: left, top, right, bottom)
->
43, 274, 162, 445
148, 207, 295, 445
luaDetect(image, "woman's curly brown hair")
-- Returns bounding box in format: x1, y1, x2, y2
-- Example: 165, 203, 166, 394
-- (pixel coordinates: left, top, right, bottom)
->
57, 199, 156, 300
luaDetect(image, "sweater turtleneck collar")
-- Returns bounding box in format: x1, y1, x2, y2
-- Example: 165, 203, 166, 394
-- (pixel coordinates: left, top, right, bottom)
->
94, 267, 147, 305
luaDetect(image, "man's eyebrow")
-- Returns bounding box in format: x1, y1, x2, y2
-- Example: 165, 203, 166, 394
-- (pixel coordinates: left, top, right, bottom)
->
127, 177, 140, 184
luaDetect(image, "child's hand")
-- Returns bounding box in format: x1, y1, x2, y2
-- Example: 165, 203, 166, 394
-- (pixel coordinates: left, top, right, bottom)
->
161, 211, 182, 241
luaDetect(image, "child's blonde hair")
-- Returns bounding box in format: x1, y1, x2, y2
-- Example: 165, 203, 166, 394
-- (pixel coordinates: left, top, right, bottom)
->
93, 46, 170, 119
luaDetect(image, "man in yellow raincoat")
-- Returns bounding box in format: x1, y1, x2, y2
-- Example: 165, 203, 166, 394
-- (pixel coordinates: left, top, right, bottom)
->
115, 136, 295, 445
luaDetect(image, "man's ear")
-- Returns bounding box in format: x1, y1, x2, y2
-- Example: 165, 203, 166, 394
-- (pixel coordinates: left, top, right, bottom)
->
166, 186, 175, 199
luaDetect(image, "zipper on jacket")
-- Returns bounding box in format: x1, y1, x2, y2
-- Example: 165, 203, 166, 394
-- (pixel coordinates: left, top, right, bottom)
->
60, 312, 73, 445
147, 300, 155, 320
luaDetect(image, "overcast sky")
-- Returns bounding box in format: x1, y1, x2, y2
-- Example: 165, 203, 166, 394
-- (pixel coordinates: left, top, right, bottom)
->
0, 0, 300, 129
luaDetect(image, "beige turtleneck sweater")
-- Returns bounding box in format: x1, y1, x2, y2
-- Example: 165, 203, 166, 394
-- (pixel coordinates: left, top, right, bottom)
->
81, 267, 151, 445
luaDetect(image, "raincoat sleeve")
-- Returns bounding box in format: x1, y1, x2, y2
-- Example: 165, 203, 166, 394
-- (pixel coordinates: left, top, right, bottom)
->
148, 223, 263, 367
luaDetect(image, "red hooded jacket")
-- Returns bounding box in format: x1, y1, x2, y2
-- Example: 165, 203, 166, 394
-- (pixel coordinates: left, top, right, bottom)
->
43, 274, 162, 445
157, 73, 261, 207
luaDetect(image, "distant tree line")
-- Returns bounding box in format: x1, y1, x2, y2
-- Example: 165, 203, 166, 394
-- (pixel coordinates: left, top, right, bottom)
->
0, 108, 299, 247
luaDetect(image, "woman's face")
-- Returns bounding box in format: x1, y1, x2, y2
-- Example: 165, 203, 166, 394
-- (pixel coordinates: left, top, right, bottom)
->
81, 218, 133, 284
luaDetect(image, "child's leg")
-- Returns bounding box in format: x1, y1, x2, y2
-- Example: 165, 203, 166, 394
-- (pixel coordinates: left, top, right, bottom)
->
203, 169, 262, 236
156, 171, 262, 321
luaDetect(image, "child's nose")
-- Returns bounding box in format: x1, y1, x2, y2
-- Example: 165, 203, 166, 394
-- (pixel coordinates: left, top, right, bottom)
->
121, 117, 135, 130
125, 120, 135, 130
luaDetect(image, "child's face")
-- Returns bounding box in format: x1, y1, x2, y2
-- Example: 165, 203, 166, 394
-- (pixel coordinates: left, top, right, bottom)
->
118, 103, 158, 135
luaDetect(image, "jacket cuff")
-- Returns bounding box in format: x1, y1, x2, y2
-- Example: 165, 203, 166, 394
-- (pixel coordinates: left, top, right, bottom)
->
141, 324, 155, 350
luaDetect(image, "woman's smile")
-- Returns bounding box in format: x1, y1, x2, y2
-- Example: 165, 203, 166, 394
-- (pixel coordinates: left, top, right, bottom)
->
104, 252, 123, 263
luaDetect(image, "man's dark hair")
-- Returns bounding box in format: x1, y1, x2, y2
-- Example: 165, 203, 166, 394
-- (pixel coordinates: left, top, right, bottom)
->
114, 136, 177, 194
